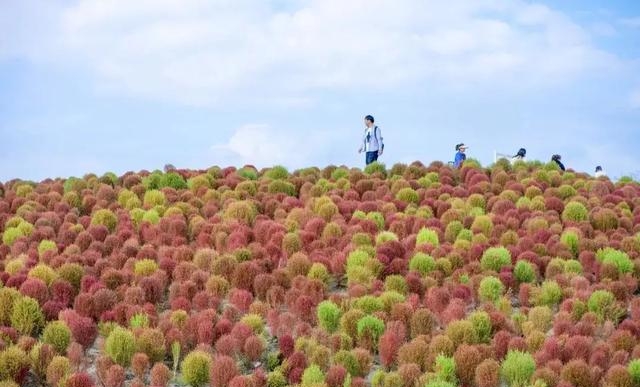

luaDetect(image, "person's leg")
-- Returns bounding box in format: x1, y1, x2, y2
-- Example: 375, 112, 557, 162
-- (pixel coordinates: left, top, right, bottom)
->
365, 151, 375, 165
370, 151, 378, 163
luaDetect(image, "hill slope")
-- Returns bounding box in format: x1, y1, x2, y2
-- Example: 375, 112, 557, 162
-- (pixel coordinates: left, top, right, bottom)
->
1, 160, 639, 387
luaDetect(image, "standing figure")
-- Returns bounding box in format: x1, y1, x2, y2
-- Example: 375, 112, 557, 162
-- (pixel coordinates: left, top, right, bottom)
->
454, 143, 468, 168
551, 154, 565, 171
358, 115, 384, 165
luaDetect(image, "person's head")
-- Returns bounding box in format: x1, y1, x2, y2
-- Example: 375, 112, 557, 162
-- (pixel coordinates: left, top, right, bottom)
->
516, 148, 526, 157
595, 165, 602, 172
364, 115, 375, 127
552, 154, 561, 161
455, 143, 468, 153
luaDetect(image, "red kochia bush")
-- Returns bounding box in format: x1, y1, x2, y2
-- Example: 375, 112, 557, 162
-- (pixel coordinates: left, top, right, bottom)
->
326, 365, 347, 387
19, 277, 49, 305
66, 372, 96, 387
379, 322, 405, 369
59, 309, 98, 348
211, 355, 238, 387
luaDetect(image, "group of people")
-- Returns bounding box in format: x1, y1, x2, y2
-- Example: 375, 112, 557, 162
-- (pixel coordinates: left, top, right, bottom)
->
358, 115, 607, 177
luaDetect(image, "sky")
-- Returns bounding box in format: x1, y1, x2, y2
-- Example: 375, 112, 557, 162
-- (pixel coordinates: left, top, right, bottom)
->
1, 0, 639, 182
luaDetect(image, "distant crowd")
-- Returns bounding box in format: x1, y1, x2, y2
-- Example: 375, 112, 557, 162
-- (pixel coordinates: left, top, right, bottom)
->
359, 115, 607, 178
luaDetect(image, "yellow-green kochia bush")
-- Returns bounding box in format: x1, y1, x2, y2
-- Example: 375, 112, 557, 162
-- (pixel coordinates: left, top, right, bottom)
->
105, 327, 136, 366
181, 350, 212, 387
11, 296, 45, 336
317, 300, 341, 333
42, 321, 72, 354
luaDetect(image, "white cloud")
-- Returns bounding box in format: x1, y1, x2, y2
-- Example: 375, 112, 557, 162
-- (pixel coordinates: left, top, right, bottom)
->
211, 124, 331, 168
3, 0, 615, 106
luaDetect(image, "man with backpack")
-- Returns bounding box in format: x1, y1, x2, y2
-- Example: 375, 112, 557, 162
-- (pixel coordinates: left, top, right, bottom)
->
358, 115, 384, 165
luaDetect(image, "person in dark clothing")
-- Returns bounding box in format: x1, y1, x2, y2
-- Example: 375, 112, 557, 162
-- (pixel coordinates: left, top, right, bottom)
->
512, 148, 527, 163
551, 154, 565, 171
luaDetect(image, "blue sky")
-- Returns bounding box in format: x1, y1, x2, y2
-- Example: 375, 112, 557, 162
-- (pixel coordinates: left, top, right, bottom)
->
1, 0, 639, 182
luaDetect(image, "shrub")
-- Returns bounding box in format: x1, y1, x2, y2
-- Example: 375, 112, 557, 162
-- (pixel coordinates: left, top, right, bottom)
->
376, 231, 398, 245
561, 230, 580, 256
42, 321, 72, 354
501, 350, 535, 387
434, 354, 457, 384
534, 281, 563, 307
416, 228, 439, 247
135, 328, 165, 362
364, 162, 386, 176
479, 276, 505, 303
356, 316, 385, 343
134, 259, 158, 276
527, 307, 552, 332
588, 290, 624, 322
38, 240, 57, 257
240, 314, 264, 334
301, 364, 325, 386
409, 253, 435, 275
481, 247, 511, 272
11, 296, 45, 335
396, 188, 419, 204
105, 327, 136, 367
562, 202, 588, 222
268, 180, 297, 196
445, 320, 478, 347
353, 296, 384, 314
1, 227, 23, 246
560, 360, 593, 387
424, 381, 455, 387
307, 263, 330, 285
0, 288, 21, 325
410, 309, 435, 338
181, 350, 212, 387
0, 346, 29, 382
317, 301, 341, 333
46, 355, 70, 387
66, 372, 95, 387
629, 359, 640, 386
513, 261, 535, 283
471, 215, 494, 237
267, 370, 287, 387
143, 190, 166, 207
224, 201, 257, 224
469, 311, 492, 343
150, 362, 171, 387
265, 165, 289, 180
454, 345, 482, 386
596, 248, 634, 274
475, 359, 500, 387
91, 209, 118, 232
384, 275, 407, 295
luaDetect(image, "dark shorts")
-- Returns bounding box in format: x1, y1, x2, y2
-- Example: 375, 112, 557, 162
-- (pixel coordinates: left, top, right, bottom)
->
366, 151, 379, 165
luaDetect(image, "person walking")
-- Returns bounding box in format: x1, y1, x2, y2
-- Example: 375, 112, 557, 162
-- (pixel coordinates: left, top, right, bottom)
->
453, 143, 468, 168
358, 115, 384, 165
551, 154, 565, 171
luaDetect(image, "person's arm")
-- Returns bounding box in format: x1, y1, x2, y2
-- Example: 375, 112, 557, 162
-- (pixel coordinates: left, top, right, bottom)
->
376, 127, 384, 155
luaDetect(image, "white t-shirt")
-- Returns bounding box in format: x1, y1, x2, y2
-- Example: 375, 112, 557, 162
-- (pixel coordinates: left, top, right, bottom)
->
362, 126, 383, 152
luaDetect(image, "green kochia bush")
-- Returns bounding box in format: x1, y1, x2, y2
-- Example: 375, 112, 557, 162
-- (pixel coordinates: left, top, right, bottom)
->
42, 321, 72, 354
478, 276, 505, 303
501, 350, 535, 387
11, 296, 45, 336
595, 248, 634, 274
91, 209, 118, 232
105, 327, 136, 366
434, 354, 457, 384
409, 253, 436, 275
301, 364, 325, 386
480, 247, 511, 272
356, 316, 385, 343
416, 227, 439, 247
317, 301, 341, 333
396, 187, 419, 204
629, 359, 640, 386
181, 350, 212, 387
514, 261, 536, 283
562, 201, 588, 222
588, 290, 624, 322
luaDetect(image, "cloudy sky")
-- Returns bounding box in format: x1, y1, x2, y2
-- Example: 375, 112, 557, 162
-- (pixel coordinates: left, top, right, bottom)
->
1, 0, 639, 181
